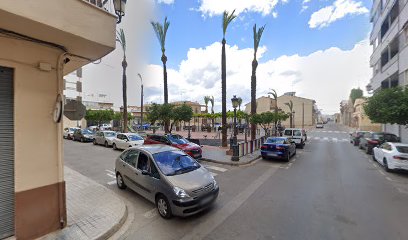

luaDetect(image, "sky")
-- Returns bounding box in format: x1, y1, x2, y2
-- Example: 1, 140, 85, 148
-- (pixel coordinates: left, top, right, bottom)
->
65, 0, 373, 115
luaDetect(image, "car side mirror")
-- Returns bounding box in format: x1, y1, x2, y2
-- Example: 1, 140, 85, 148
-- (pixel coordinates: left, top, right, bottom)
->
141, 170, 150, 176
397, 137, 401, 142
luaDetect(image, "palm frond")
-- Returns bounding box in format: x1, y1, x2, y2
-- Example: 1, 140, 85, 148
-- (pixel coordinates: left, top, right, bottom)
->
284, 100, 293, 111
151, 17, 170, 53
268, 89, 277, 100
116, 28, 126, 57
253, 24, 266, 55
222, 9, 236, 38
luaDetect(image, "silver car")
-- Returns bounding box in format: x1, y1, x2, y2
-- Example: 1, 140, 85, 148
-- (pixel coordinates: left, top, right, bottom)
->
93, 131, 117, 147
115, 145, 219, 219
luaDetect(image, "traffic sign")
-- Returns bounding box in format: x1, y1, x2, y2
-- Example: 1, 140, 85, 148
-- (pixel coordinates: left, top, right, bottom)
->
64, 100, 86, 120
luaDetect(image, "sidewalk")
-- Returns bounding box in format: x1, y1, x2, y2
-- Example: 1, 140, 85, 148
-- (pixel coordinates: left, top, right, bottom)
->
200, 145, 261, 166
41, 167, 127, 240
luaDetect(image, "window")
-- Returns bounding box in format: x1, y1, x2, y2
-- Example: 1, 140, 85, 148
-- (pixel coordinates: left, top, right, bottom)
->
123, 150, 139, 167
384, 134, 398, 142
150, 162, 160, 179
293, 130, 302, 136
284, 130, 292, 136
153, 150, 200, 176
137, 152, 150, 171
266, 138, 285, 144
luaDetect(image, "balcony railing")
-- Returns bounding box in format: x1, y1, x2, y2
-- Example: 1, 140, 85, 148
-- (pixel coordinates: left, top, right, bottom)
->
83, 0, 116, 15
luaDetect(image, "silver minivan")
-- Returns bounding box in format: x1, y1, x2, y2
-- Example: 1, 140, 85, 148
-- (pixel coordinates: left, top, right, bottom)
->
115, 144, 219, 218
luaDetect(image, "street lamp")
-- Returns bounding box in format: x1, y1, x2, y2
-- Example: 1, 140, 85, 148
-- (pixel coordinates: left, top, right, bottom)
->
292, 111, 295, 128
137, 73, 144, 130
113, 0, 127, 24
231, 95, 239, 161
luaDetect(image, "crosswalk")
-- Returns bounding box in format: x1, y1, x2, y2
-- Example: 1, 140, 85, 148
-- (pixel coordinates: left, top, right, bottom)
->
105, 164, 229, 185
309, 130, 349, 133
308, 136, 349, 143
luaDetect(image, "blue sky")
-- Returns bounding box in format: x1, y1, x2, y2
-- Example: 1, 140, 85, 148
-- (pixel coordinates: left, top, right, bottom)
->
68, 0, 374, 114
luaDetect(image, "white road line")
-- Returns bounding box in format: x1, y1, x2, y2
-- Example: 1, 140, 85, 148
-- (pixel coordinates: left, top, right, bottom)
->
107, 173, 115, 179
313, 137, 320, 140
143, 208, 158, 218
378, 170, 386, 176
386, 177, 393, 181
323, 137, 329, 141
332, 138, 338, 142
105, 170, 115, 175
107, 180, 116, 185
203, 165, 228, 172
372, 163, 377, 168
210, 172, 218, 177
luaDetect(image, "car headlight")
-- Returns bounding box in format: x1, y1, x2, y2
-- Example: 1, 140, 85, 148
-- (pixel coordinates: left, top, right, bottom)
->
212, 178, 218, 189
173, 186, 190, 198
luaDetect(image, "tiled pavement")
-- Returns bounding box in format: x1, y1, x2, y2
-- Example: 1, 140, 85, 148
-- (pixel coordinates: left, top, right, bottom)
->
201, 145, 261, 165
41, 167, 127, 240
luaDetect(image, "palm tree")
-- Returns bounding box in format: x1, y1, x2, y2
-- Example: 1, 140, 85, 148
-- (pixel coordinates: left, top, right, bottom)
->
268, 89, 278, 135
285, 100, 294, 128
250, 24, 266, 140
151, 17, 170, 132
221, 10, 236, 147
209, 96, 215, 129
237, 97, 242, 111
204, 96, 211, 113
116, 29, 128, 132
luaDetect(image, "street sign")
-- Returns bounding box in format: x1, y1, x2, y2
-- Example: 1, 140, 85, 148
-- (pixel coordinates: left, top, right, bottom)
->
64, 100, 86, 120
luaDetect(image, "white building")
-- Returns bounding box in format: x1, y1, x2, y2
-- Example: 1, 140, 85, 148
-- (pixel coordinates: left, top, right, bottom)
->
368, 0, 408, 143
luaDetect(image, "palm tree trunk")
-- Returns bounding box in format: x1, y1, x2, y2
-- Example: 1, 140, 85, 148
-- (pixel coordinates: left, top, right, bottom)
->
251, 59, 258, 140
162, 54, 169, 133
122, 59, 128, 133
274, 100, 278, 136
221, 38, 227, 147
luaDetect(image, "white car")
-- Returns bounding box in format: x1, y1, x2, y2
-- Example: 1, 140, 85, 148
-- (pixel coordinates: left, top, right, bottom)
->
373, 142, 408, 172
63, 127, 79, 139
100, 123, 112, 130
283, 128, 306, 148
112, 133, 145, 150
93, 131, 117, 147
316, 123, 324, 128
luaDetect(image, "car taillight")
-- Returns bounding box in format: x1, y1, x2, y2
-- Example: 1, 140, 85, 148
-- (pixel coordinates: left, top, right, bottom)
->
393, 156, 408, 160
368, 140, 379, 145
276, 146, 285, 151
261, 145, 267, 150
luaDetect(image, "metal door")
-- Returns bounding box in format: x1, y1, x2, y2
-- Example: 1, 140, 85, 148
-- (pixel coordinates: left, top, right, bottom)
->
0, 66, 15, 239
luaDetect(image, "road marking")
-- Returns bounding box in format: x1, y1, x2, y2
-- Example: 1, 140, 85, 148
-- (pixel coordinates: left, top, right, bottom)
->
323, 137, 329, 141
313, 137, 320, 140
105, 169, 115, 174
143, 208, 157, 218
210, 172, 218, 177
372, 163, 377, 168
180, 165, 279, 240
107, 180, 116, 185
378, 170, 385, 176
386, 177, 393, 181
203, 165, 228, 172
107, 173, 115, 179
332, 137, 338, 142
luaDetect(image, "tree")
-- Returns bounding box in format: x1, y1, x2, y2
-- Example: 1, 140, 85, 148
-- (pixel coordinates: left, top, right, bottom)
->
204, 96, 210, 113
364, 87, 408, 126
349, 88, 363, 104
116, 28, 128, 132
250, 112, 289, 137
237, 97, 242, 111
221, 10, 237, 147
268, 89, 278, 135
250, 24, 266, 140
170, 104, 193, 132
210, 96, 215, 114
151, 17, 170, 132
85, 110, 114, 127
285, 100, 294, 128
145, 103, 160, 125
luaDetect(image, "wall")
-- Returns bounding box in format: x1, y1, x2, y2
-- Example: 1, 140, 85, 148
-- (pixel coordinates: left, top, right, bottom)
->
277, 95, 314, 127
0, 36, 66, 239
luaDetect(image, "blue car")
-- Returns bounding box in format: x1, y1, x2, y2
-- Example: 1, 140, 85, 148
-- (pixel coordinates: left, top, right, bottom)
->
261, 137, 296, 161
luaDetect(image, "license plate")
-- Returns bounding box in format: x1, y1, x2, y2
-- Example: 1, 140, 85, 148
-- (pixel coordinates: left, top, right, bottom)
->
267, 152, 277, 157
201, 195, 213, 205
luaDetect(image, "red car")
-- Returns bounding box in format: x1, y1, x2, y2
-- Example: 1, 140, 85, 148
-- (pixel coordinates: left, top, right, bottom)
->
144, 134, 202, 159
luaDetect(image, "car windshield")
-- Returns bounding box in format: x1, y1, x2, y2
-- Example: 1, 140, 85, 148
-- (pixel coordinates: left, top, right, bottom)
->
153, 150, 200, 176
69, 128, 77, 132
284, 130, 292, 136
266, 138, 286, 144
396, 146, 408, 153
104, 132, 116, 137
293, 130, 302, 136
167, 135, 189, 144
82, 129, 93, 135
372, 133, 384, 140
128, 135, 143, 141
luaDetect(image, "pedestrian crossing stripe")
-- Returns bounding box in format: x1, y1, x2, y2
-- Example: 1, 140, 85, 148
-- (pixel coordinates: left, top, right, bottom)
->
203, 165, 228, 172
310, 137, 349, 142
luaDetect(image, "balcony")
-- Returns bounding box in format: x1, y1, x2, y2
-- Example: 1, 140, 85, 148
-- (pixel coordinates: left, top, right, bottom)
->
0, 0, 117, 74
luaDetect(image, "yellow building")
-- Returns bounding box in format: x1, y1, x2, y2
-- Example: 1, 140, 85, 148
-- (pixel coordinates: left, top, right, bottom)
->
245, 93, 317, 128
352, 98, 381, 131
0, 1, 117, 239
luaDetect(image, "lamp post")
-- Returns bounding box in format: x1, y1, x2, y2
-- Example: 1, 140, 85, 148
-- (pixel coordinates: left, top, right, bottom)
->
231, 95, 239, 161
292, 111, 295, 128
137, 73, 144, 130
113, 0, 127, 24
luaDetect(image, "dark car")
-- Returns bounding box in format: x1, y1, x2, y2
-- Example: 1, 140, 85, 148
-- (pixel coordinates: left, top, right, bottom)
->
350, 131, 369, 146
73, 129, 95, 142
261, 137, 296, 161
144, 134, 202, 159
359, 132, 400, 154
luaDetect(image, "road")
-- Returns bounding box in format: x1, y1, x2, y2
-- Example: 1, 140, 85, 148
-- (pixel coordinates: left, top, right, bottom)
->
64, 123, 408, 240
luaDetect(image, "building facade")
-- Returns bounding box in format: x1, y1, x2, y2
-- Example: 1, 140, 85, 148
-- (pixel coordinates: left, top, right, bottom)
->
0, 1, 116, 239
352, 98, 382, 131
368, 0, 408, 142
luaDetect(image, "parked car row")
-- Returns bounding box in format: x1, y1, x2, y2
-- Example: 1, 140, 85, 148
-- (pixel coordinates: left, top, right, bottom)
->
350, 131, 408, 172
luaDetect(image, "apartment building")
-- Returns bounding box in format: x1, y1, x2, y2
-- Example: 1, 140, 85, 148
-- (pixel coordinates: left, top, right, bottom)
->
0, 1, 117, 239
368, 0, 408, 142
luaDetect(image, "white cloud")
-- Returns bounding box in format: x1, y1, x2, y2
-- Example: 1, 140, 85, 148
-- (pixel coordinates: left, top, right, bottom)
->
308, 0, 368, 29
139, 39, 371, 114
301, 0, 311, 12
157, 0, 174, 4
197, 0, 280, 17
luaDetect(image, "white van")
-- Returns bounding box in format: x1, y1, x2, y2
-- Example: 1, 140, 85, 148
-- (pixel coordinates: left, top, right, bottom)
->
283, 128, 306, 149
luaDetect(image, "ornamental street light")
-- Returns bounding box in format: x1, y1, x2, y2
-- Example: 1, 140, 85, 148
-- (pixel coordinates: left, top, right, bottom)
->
231, 95, 239, 161
113, 0, 127, 24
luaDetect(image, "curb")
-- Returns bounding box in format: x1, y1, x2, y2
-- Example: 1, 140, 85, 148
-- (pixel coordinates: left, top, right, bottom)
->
96, 204, 128, 240
199, 154, 261, 166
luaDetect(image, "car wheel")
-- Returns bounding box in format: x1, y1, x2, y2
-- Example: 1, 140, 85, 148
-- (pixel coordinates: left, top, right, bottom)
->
116, 173, 127, 189
365, 146, 371, 155
80, 137, 84, 143
285, 153, 290, 162
372, 154, 376, 161
113, 143, 117, 150
293, 149, 297, 156
156, 195, 172, 219
383, 158, 391, 172
93, 139, 97, 145
358, 144, 362, 149
105, 141, 109, 148
261, 156, 267, 160
299, 143, 304, 149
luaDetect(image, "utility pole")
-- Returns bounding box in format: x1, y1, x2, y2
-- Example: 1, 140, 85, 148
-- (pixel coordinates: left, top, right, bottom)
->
138, 73, 144, 128
302, 102, 304, 129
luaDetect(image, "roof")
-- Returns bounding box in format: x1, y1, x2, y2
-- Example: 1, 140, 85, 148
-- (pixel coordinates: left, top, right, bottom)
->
117, 132, 142, 136
131, 144, 180, 154
392, 143, 408, 147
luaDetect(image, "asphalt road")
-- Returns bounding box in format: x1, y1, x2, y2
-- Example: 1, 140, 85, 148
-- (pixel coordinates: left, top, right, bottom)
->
64, 123, 408, 240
